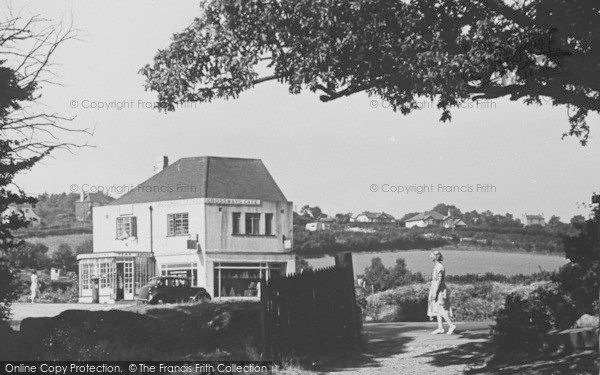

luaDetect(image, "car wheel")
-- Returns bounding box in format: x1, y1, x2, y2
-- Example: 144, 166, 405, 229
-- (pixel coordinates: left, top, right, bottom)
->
191, 292, 210, 303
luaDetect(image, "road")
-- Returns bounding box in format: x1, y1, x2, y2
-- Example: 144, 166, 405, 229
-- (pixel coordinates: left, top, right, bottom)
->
325, 322, 495, 375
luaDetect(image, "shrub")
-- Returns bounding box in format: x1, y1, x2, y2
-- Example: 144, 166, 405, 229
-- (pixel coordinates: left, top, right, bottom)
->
75, 238, 93, 254
6, 242, 51, 270
364, 284, 429, 322
16, 277, 78, 303
364, 282, 543, 322
51, 243, 77, 272
492, 283, 579, 356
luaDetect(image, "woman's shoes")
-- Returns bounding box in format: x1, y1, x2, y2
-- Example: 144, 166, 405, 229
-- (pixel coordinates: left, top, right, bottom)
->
431, 328, 445, 334
447, 325, 457, 335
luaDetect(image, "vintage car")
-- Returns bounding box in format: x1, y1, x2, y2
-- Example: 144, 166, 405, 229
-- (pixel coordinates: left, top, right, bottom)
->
137, 276, 211, 304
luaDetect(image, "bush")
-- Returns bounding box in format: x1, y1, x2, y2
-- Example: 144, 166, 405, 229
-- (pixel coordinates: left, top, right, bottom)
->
492, 283, 579, 356
6, 242, 51, 270
364, 281, 543, 322
75, 238, 93, 255
490, 205, 599, 358
17, 279, 78, 303
51, 243, 77, 272
15, 302, 261, 360
364, 284, 429, 322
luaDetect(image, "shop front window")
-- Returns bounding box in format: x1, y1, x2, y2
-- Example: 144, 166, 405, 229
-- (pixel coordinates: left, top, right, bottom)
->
81, 262, 95, 291
213, 262, 286, 298
160, 263, 198, 286
99, 262, 112, 288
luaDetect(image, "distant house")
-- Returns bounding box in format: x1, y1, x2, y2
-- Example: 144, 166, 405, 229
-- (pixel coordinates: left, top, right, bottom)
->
3, 203, 41, 227
523, 214, 545, 227
441, 218, 468, 229
75, 192, 113, 222
404, 211, 446, 228
351, 211, 396, 223
305, 222, 331, 232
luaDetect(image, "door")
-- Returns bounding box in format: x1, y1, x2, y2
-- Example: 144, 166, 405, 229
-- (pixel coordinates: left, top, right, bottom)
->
123, 261, 134, 300
116, 263, 124, 300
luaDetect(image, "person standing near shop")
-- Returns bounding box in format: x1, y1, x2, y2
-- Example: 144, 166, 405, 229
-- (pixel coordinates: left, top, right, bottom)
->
30, 270, 39, 303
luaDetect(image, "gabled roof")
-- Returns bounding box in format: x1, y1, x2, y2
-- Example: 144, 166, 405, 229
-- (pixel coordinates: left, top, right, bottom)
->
110, 156, 287, 206
406, 210, 445, 222
443, 218, 467, 225
357, 211, 396, 220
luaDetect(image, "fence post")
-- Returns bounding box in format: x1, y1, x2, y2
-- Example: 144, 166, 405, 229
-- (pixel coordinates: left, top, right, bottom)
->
335, 252, 360, 345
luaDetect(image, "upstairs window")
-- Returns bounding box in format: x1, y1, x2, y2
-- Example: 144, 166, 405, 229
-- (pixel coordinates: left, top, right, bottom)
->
232, 212, 241, 234
116, 216, 137, 239
265, 213, 274, 235
245, 213, 260, 235
168, 213, 189, 236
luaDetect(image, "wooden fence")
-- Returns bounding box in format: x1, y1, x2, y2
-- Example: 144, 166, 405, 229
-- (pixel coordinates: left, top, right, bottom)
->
260, 253, 362, 360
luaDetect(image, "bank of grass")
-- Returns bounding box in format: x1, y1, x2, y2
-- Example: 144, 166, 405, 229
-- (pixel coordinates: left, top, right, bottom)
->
4, 300, 262, 360
362, 281, 549, 322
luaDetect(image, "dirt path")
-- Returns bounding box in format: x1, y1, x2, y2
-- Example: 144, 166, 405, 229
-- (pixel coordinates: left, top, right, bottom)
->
325, 322, 494, 375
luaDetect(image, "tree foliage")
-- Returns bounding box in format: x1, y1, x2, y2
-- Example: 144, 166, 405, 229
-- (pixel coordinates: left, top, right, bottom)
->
362, 257, 424, 292
51, 243, 77, 272
141, 0, 600, 144
0, 12, 76, 321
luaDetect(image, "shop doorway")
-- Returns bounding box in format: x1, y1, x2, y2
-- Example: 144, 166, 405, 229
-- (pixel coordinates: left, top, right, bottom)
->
116, 263, 124, 300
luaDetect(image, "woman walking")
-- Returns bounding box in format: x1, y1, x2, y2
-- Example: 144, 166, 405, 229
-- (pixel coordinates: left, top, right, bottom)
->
427, 250, 456, 334
30, 270, 38, 303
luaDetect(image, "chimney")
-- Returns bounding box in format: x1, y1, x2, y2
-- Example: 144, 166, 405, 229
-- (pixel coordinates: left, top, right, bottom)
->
80, 191, 85, 202
154, 156, 169, 172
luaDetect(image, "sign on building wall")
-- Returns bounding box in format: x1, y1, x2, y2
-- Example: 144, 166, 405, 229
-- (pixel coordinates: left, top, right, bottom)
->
205, 198, 261, 206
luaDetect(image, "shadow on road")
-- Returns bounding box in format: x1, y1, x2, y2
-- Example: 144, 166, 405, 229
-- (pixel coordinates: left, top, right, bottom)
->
467, 350, 599, 375
313, 323, 423, 372
416, 329, 494, 370
418, 326, 599, 374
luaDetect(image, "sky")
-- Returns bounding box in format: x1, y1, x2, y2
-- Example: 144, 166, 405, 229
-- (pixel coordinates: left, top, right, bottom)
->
9, 0, 600, 222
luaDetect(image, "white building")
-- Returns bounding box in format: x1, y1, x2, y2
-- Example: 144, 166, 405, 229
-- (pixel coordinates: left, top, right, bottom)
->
77, 156, 295, 303
305, 222, 331, 231
3, 203, 41, 227
351, 211, 396, 223
404, 211, 445, 228
523, 214, 546, 227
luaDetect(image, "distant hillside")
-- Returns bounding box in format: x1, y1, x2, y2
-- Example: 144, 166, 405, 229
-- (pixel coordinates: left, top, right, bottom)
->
16, 192, 113, 229
294, 224, 570, 256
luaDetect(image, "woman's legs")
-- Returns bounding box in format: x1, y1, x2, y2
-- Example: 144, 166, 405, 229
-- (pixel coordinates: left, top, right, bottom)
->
441, 312, 456, 333
431, 316, 444, 334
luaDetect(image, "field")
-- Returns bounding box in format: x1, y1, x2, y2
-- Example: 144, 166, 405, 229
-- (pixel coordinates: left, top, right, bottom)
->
23, 234, 92, 255
306, 248, 568, 276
